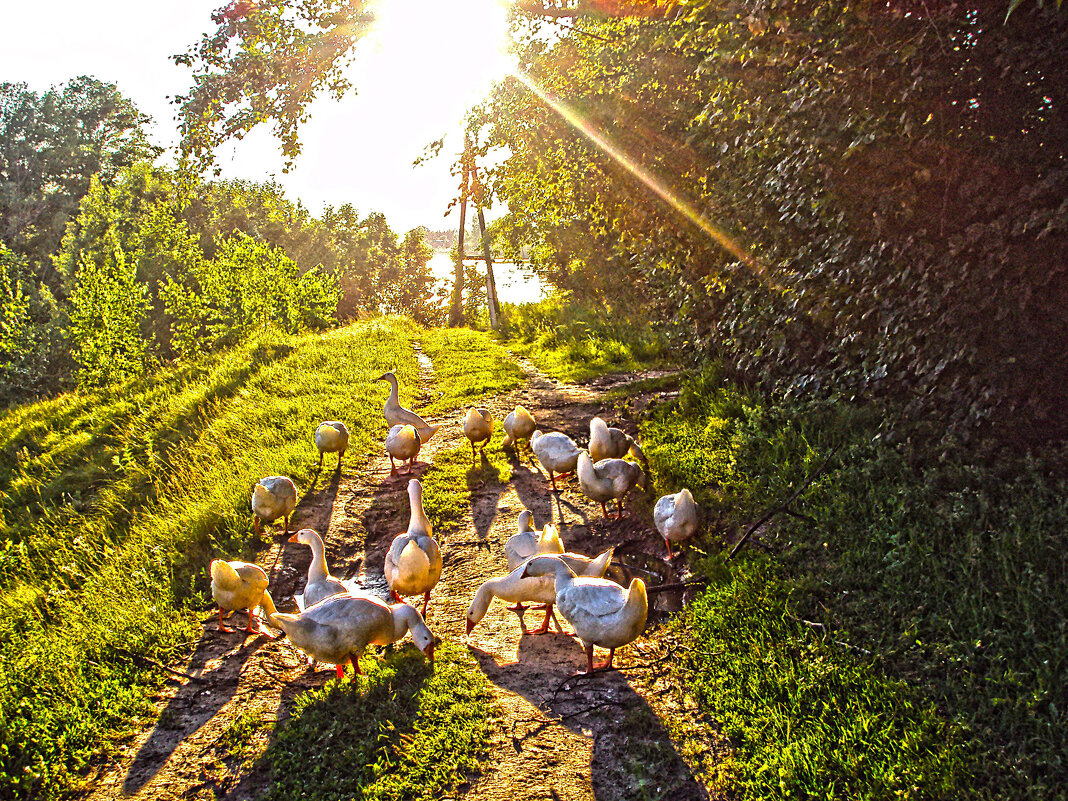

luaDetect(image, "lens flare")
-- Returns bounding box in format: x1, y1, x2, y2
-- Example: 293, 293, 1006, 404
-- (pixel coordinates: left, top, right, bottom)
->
512, 70, 769, 281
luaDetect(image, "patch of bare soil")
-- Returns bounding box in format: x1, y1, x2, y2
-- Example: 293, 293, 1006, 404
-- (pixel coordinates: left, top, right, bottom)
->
81, 345, 727, 801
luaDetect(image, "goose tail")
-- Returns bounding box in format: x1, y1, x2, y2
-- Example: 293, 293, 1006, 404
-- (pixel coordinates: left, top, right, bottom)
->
626, 578, 649, 632
210, 560, 242, 593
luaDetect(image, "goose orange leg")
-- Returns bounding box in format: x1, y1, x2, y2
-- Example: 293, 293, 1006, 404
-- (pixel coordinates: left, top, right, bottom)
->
422, 590, 431, 619
217, 607, 236, 633
529, 604, 562, 635
584, 644, 616, 673
245, 611, 278, 640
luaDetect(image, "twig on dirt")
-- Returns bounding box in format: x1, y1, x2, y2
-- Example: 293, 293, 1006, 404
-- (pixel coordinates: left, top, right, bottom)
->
257, 660, 292, 685
112, 645, 206, 684
548, 669, 605, 701
447, 539, 496, 549
510, 699, 627, 746
727, 445, 840, 562
646, 579, 707, 595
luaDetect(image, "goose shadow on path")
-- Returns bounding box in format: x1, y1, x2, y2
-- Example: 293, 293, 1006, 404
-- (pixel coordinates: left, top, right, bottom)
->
468, 635, 709, 801
121, 631, 267, 794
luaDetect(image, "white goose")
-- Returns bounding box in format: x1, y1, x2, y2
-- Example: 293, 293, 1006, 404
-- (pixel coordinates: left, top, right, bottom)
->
521, 554, 648, 673
504, 510, 565, 571
314, 421, 350, 469
577, 452, 646, 519
463, 407, 494, 459
654, 488, 698, 559
530, 430, 582, 491
502, 405, 537, 453
467, 548, 614, 636
251, 476, 297, 537
589, 416, 648, 469
263, 593, 436, 679
384, 478, 442, 617
289, 528, 361, 610
385, 423, 421, 475
377, 371, 441, 443
209, 559, 277, 638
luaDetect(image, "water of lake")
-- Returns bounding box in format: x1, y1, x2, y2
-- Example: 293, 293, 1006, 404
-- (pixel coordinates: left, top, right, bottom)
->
427, 251, 548, 306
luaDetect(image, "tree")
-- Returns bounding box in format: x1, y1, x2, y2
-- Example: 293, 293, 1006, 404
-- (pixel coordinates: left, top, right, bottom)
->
391, 227, 437, 323
0, 243, 33, 392
0, 78, 159, 290
67, 227, 149, 386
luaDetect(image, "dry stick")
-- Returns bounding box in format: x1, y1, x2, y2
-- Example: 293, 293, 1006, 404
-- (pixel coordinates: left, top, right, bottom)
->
788, 614, 876, 658
112, 645, 206, 684
726, 445, 841, 562
646, 579, 708, 595
511, 699, 627, 744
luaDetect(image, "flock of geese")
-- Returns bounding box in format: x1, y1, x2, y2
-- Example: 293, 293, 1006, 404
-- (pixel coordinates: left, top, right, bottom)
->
210, 371, 699, 678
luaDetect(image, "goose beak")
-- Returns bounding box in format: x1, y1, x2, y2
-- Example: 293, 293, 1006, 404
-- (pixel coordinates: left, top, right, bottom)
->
424, 642, 436, 662
465, 618, 476, 635
288, 533, 300, 543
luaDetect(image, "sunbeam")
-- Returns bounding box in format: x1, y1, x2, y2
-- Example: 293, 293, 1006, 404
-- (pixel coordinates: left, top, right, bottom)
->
511, 70, 772, 283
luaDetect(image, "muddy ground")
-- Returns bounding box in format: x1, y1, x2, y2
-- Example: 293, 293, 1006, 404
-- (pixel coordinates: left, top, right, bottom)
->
82, 344, 728, 801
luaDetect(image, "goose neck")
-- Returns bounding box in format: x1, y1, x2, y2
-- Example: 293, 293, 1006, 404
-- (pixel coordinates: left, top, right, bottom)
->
307, 536, 328, 583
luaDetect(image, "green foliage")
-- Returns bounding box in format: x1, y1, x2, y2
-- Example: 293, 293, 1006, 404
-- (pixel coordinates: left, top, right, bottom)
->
0, 244, 34, 387
500, 292, 669, 382
162, 231, 339, 354
261, 641, 494, 801
0, 319, 419, 800
479, 0, 1068, 446
174, 0, 375, 172
641, 369, 1068, 799
67, 226, 150, 386
0, 77, 159, 288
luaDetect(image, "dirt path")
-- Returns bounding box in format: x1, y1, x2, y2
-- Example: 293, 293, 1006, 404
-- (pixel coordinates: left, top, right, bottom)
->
84, 343, 722, 801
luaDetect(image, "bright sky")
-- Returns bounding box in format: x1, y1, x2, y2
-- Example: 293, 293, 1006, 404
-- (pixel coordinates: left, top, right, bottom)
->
0, 0, 515, 233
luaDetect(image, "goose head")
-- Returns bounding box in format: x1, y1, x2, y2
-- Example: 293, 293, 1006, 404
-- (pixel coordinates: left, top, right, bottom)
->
517, 510, 534, 533
288, 528, 320, 547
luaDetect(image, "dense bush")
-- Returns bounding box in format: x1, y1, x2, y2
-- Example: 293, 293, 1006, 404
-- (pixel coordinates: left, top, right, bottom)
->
478, 0, 1068, 448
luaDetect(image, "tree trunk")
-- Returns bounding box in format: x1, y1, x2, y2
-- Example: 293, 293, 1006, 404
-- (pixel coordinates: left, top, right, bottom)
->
471, 163, 500, 329
448, 140, 471, 327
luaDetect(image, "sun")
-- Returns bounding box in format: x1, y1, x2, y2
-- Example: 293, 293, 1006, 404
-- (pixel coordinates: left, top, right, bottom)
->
353, 0, 515, 119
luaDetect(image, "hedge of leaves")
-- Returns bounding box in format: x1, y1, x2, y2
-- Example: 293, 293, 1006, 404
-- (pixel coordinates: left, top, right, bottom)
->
478, 0, 1067, 449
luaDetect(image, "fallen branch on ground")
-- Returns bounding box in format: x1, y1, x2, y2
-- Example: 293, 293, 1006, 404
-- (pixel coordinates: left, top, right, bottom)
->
112, 645, 206, 684
511, 699, 628, 746
727, 445, 840, 561
646, 579, 707, 595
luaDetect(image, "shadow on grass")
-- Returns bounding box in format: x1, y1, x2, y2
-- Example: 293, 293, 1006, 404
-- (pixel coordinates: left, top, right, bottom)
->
249, 642, 490, 801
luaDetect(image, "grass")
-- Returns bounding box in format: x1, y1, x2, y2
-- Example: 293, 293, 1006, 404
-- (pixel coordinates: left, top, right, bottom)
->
259, 640, 495, 801
638, 366, 1068, 799
416, 327, 519, 535
0, 318, 423, 800
498, 293, 671, 382
418, 326, 525, 416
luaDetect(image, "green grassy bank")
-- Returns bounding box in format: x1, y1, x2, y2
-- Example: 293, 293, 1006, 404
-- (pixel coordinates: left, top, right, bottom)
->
499, 294, 670, 382
639, 370, 1068, 799
0, 319, 428, 799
